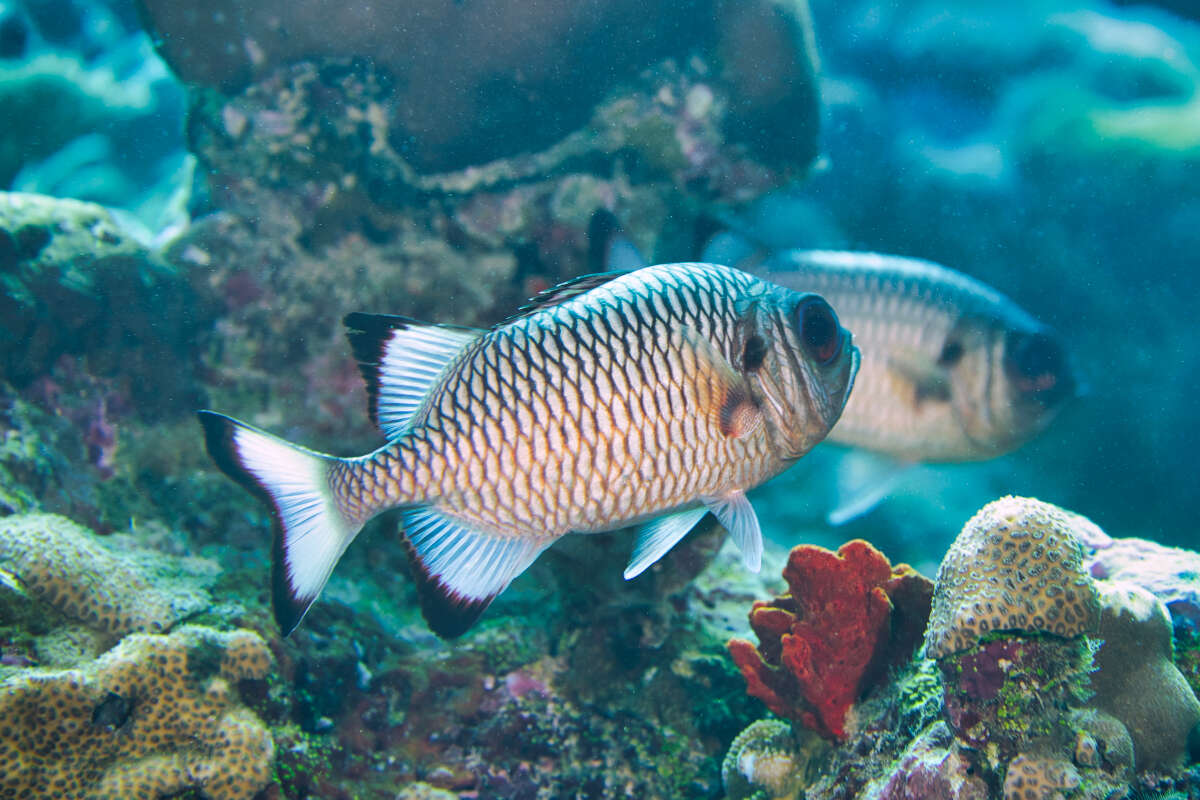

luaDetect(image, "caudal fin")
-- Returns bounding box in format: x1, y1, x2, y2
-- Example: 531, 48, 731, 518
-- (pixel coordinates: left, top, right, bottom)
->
197, 411, 360, 635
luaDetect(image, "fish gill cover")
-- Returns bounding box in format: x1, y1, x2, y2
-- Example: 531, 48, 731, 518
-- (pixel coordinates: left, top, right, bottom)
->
2, 0, 1200, 797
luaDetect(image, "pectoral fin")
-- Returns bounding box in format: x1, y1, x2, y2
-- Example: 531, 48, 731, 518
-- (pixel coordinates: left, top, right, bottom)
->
674, 328, 764, 440
887, 348, 952, 404
624, 506, 710, 579
826, 450, 915, 526
705, 491, 762, 572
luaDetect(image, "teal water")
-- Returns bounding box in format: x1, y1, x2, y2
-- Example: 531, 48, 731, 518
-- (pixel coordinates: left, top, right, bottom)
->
2, 1, 1199, 798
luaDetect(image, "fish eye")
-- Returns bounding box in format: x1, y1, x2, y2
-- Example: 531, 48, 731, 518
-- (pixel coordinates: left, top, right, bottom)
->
1005, 330, 1070, 397
938, 339, 964, 367
795, 296, 842, 366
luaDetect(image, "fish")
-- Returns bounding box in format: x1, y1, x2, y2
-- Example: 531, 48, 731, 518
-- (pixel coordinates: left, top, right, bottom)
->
590, 212, 1078, 522
742, 248, 1078, 463
198, 262, 859, 638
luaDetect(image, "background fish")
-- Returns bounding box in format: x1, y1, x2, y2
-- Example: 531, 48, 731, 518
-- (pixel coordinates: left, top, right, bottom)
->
755, 249, 1077, 463
199, 262, 858, 638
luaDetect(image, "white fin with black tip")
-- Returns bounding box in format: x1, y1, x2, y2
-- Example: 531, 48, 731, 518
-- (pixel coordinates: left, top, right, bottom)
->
344, 313, 481, 440
826, 450, 915, 526
624, 506, 710, 579
197, 410, 360, 635
704, 491, 763, 572
400, 507, 551, 638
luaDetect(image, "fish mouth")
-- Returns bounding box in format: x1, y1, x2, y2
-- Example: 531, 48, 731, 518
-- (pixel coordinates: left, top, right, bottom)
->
1003, 328, 1078, 408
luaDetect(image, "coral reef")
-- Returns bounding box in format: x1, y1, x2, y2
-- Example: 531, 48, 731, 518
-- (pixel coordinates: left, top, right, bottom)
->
0, 0, 188, 234
0, 192, 204, 413
139, 0, 819, 172
1089, 581, 1200, 771
0, 512, 211, 647
729, 498, 1200, 800
728, 540, 933, 740
169, 44, 818, 444
722, 718, 826, 800
925, 496, 1101, 659
1087, 536, 1200, 629
0, 625, 274, 800
1001, 754, 1080, 800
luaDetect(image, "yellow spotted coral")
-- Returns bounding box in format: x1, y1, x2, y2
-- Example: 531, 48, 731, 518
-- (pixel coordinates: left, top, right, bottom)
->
0, 626, 274, 800
1002, 754, 1080, 800
924, 496, 1101, 659
0, 513, 208, 638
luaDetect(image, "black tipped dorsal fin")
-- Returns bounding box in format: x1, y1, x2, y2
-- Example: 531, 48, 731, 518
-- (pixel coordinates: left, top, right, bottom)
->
400, 507, 551, 638
344, 313, 481, 439
504, 271, 634, 323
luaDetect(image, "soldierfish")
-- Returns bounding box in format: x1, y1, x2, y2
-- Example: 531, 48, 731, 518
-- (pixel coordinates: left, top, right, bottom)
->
748, 249, 1077, 463
199, 262, 859, 638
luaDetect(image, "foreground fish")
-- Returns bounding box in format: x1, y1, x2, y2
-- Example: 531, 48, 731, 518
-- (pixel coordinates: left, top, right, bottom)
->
199, 263, 859, 637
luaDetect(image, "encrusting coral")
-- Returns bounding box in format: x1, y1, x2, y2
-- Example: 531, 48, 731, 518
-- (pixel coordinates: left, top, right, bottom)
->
728, 539, 933, 740
0, 625, 274, 800
924, 495, 1101, 660
1001, 754, 1081, 800
0, 512, 208, 641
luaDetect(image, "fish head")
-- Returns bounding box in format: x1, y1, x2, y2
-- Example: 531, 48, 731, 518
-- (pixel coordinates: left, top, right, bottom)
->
749, 289, 860, 460
996, 324, 1078, 432
945, 318, 1078, 455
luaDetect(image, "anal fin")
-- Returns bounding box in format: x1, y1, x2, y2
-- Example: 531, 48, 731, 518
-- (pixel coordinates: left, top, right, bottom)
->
401, 507, 551, 638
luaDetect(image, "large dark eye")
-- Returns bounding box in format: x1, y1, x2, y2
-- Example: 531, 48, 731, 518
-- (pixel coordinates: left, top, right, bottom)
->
796, 297, 843, 366
1005, 330, 1072, 398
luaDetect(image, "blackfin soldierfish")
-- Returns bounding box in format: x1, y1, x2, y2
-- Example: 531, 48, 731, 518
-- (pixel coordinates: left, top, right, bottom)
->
746, 248, 1078, 463
199, 262, 859, 638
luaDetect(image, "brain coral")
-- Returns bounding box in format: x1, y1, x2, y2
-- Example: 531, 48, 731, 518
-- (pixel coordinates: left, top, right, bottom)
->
0, 625, 274, 800
925, 496, 1101, 659
0, 513, 208, 639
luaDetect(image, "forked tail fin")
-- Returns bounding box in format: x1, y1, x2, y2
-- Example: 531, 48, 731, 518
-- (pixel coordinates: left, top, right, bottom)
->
197, 411, 361, 635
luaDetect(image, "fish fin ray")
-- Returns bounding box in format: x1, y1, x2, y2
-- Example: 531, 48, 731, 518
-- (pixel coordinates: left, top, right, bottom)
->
401, 508, 551, 638
344, 313, 481, 438
704, 491, 762, 572
826, 451, 915, 526
587, 209, 649, 272
624, 507, 710, 579
674, 327, 763, 440
503, 271, 634, 322
197, 411, 358, 635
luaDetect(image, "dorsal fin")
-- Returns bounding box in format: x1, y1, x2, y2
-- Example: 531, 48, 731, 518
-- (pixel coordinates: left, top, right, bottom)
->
344, 313, 481, 439
504, 271, 633, 323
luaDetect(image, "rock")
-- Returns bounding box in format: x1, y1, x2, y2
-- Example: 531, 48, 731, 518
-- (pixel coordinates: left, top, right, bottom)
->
1089, 581, 1200, 771
138, 0, 820, 172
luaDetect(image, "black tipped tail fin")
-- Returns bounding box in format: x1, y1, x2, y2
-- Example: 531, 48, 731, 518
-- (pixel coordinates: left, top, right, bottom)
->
197, 411, 361, 635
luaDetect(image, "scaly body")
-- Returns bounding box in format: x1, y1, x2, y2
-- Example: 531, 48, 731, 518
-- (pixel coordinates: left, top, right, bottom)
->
200, 262, 858, 637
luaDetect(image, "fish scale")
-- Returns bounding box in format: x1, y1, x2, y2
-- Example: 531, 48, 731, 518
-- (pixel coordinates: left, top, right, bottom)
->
198, 262, 857, 637
341, 270, 754, 538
